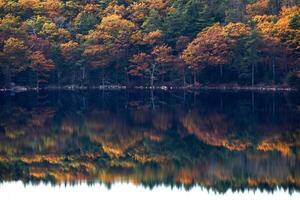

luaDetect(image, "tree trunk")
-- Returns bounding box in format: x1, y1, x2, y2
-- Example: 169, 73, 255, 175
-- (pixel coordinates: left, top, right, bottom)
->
81, 67, 85, 86
150, 63, 156, 88
150, 73, 154, 88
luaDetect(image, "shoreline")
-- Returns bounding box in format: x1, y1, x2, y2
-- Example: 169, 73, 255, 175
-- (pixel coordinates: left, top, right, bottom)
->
0, 84, 297, 93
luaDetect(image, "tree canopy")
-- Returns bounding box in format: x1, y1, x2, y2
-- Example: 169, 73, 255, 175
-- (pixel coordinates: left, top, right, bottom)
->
0, 0, 299, 88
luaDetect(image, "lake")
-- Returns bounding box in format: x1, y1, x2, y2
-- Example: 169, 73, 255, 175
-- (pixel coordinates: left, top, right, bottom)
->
0, 90, 299, 199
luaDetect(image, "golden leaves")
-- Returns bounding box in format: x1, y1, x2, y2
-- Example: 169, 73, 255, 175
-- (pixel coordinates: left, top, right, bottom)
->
151, 44, 173, 64
97, 14, 135, 33
224, 22, 251, 38
0, 0, 5, 8
29, 51, 54, 71
246, 0, 269, 17
129, 44, 173, 77
145, 0, 169, 11
83, 3, 100, 13
129, 52, 150, 76
84, 14, 136, 67
143, 30, 162, 45
60, 40, 79, 60
103, 3, 127, 17
128, 2, 148, 23
3, 37, 26, 54
182, 24, 231, 69
18, 0, 41, 9
42, 0, 62, 18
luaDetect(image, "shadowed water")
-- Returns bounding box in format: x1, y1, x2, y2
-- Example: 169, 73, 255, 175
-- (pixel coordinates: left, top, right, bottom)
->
0, 90, 299, 193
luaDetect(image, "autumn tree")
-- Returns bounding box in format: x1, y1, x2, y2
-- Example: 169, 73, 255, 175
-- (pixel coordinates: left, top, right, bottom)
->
0, 0, 299, 88
0, 37, 28, 86
175, 36, 190, 86
29, 51, 54, 89
129, 44, 174, 87
255, 6, 300, 83
60, 41, 85, 85
246, 0, 269, 17
0, 14, 25, 39
128, 2, 149, 24
84, 14, 136, 85
182, 24, 231, 83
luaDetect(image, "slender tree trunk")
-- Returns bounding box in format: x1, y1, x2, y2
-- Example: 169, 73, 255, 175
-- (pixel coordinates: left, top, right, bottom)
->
150, 63, 156, 88
150, 72, 154, 87
81, 67, 85, 86
193, 70, 197, 85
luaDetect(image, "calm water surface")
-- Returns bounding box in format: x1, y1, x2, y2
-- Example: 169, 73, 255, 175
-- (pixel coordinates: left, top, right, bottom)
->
0, 90, 299, 198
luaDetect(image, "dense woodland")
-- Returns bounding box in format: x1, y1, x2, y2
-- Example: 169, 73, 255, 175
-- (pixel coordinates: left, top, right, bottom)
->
0, 0, 299, 89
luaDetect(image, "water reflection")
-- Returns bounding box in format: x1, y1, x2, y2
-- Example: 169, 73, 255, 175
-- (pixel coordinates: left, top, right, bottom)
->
0, 91, 299, 193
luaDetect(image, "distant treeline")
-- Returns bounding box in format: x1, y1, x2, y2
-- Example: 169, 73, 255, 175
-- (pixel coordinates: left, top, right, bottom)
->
0, 0, 299, 88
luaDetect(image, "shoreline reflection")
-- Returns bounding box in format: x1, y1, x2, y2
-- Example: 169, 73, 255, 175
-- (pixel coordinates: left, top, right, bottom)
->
0, 91, 299, 193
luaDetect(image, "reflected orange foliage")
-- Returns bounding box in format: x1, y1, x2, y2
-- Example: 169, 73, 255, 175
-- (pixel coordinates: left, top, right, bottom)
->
20, 154, 64, 164
257, 140, 291, 156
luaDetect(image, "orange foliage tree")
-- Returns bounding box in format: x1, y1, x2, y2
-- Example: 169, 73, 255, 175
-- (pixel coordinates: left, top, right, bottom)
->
29, 51, 54, 89
129, 44, 174, 87
182, 24, 232, 83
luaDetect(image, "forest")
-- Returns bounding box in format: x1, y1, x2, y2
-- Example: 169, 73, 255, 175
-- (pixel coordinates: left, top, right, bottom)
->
0, 0, 299, 89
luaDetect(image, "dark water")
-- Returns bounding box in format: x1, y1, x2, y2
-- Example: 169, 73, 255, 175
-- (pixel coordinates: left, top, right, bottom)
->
0, 90, 299, 193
